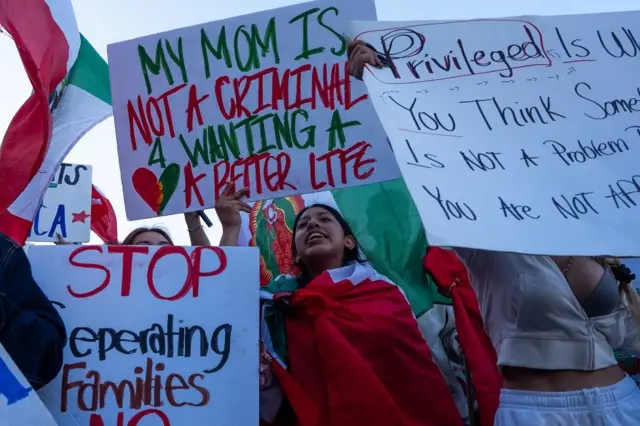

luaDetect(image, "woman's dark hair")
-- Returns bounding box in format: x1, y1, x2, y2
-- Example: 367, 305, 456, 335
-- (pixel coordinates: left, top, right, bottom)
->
291, 204, 364, 286
121, 227, 174, 245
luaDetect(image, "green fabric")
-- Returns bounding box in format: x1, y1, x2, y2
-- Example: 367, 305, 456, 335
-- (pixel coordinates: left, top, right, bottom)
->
332, 178, 450, 315
262, 275, 300, 365
70, 35, 112, 105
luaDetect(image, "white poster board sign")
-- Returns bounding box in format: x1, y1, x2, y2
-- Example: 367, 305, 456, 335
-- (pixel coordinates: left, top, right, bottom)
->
352, 11, 640, 256
108, 0, 398, 221
0, 344, 57, 426
28, 163, 93, 243
27, 245, 259, 425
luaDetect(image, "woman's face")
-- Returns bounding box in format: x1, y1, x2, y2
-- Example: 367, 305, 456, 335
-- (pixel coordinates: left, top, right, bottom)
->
130, 231, 171, 246
294, 207, 355, 267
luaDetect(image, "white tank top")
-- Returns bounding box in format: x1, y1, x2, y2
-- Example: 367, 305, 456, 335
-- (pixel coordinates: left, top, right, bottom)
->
453, 248, 640, 370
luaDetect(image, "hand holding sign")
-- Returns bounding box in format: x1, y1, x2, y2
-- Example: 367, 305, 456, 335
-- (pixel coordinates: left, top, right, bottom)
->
215, 183, 251, 229
348, 40, 383, 80
54, 234, 72, 245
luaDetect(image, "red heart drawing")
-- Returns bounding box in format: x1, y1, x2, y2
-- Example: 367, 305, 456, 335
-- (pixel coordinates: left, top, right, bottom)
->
132, 168, 162, 214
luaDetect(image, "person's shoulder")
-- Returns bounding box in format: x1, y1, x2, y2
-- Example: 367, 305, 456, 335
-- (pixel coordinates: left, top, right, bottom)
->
0, 233, 20, 249
0, 233, 22, 265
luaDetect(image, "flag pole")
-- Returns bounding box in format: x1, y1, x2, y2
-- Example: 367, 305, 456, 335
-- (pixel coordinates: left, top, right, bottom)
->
197, 211, 213, 228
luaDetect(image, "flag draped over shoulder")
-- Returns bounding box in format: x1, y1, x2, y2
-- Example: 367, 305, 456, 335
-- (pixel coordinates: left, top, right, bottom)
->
239, 179, 447, 317
260, 262, 464, 426
0, 0, 114, 244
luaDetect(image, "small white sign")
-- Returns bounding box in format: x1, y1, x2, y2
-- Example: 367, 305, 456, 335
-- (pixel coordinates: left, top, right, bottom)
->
0, 344, 57, 426
28, 163, 92, 243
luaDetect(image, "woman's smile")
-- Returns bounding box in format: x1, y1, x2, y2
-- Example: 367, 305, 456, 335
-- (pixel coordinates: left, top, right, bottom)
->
306, 230, 328, 246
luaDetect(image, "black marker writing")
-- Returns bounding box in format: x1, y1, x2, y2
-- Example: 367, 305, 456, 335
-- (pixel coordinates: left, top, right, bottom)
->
422, 185, 477, 221
499, 196, 540, 221
460, 150, 505, 172
604, 175, 640, 209
405, 139, 445, 169
574, 82, 640, 120
543, 138, 629, 166
597, 27, 640, 59
519, 149, 540, 167
554, 27, 591, 59
389, 96, 456, 132
54, 163, 89, 186
459, 96, 566, 131
551, 191, 599, 219
69, 314, 231, 374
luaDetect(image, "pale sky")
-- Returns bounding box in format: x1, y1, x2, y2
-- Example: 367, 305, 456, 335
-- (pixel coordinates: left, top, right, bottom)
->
0, 0, 636, 245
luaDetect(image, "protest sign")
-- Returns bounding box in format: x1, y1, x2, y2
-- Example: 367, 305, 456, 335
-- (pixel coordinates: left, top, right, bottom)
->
28, 163, 93, 243
352, 11, 640, 256
28, 245, 259, 425
0, 344, 57, 426
107, 0, 398, 221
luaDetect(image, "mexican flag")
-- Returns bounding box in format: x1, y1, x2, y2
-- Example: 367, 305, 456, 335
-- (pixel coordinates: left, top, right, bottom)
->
238, 179, 449, 316
259, 262, 464, 426
0, 0, 113, 244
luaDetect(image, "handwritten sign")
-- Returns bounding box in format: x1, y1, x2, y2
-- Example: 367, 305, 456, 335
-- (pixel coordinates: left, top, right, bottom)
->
28, 163, 93, 243
107, 0, 398, 221
27, 245, 259, 425
0, 344, 57, 426
351, 11, 640, 256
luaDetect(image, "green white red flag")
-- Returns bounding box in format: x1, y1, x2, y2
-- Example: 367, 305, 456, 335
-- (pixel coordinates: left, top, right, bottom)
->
238, 179, 449, 316
0, 0, 115, 244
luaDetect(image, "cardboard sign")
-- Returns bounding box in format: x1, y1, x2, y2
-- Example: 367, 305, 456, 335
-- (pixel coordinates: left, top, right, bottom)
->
0, 344, 57, 426
28, 163, 93, 243
28, 245, 259, 425
107, 0, 399, 221
352, 11, 640, 256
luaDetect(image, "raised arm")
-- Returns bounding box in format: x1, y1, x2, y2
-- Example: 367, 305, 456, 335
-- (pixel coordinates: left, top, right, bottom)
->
0, 243, 66, 389
215, 183, 251, 246
184, 212, 211, 246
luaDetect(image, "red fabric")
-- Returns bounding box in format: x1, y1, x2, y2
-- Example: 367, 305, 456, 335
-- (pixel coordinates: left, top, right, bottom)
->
90, 185, 118, 243
271, 272, 464, 426
0, 209, 32, 245
424, 247, 502, 426
0, 0, 69, 215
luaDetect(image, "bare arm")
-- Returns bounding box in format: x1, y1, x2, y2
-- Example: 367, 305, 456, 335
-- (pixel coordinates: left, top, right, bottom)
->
219, 225, 240, 247
184, 212, 211, 246
215, 183, 251, 247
